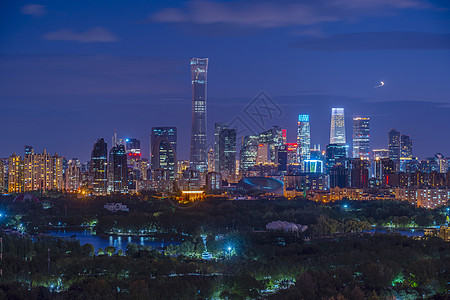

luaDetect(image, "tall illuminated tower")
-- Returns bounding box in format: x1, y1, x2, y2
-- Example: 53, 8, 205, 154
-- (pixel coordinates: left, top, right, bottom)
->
297, 114, 311, 166
352, 117, 370, 159
330, 108, 346, 145
90, 138, 108, 195
388, 129, 401, 171
190, 58, 208, 172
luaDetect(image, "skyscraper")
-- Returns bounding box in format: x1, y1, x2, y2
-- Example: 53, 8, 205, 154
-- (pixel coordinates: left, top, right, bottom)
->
297, 114, 311, 166
108, 144, 128, 193
400, 134, 413, 172
400, 135, 412, 158
352, 117, 370, 159
90, 138, 108, 195
214, 123, 237, 182
151, 136, 178, 181
190, 58, 208, 172
240, 126, 283, 173
125, 138, 141, 155
388, 129, 401, 170
325, 144, 347, 171
330, 108, 346, 145
65, 159, 81, 192
151, 127, 177, 180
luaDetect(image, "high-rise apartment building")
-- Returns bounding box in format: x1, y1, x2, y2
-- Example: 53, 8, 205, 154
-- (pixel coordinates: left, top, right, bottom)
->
297, 114, 311, 167
330, 108, 346, 145
352, 117, 370, 159
0, 160, 4, 193
388, 129, 401, 171
8, 153, 23, 193
65, 159, 81, 192
22, 149, 63, 191
214, 123, 237, 182
90, 138, 108, 195
190, 58, 208, 172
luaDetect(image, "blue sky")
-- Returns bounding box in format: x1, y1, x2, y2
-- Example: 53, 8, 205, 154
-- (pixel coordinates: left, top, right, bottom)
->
1, 0, 449, 161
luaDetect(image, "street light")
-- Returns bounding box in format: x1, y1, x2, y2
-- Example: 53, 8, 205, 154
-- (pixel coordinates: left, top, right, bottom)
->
226, 246, 232, 259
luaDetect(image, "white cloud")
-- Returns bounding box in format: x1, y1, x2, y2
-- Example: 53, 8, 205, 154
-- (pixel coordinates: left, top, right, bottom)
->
21, 4, 46, 17
43, 27, 119, 43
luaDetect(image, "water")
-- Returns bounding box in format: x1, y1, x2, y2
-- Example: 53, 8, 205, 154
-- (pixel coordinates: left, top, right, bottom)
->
48, 230, 180, 252
365, 228, 424, 237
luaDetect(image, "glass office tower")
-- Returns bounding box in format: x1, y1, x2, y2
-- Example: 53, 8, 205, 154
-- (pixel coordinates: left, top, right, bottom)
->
190, 58, 208, 172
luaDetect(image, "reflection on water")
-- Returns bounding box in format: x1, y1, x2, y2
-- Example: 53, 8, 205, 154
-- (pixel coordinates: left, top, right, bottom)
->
366, 229, 424, 237
48, 230, 179, 252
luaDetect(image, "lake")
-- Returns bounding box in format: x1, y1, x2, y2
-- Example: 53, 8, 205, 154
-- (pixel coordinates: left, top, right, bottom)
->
48, 230, 180, 253
366, 228, 424, 237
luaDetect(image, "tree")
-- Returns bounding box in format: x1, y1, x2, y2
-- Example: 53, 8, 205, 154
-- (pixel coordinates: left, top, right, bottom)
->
82, 243, 95, 257
105, 246, 115, 256
97, 248, 104, 256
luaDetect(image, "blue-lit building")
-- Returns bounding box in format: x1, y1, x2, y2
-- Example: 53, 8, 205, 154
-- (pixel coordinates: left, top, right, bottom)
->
297, 114, 311, 168
352, 117, 370, 159
236, 177, 283, 195
304, 159, 324, 173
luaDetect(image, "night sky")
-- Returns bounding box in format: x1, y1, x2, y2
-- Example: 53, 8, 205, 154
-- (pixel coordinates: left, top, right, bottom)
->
1, 0, 450, 162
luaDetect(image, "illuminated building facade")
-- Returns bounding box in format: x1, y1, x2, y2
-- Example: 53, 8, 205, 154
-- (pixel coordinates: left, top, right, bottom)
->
325, 144, 347, 171
330, 108, 346, 145
151, 127, 177, 155
206, 171, 222, 190
90, 138, 108, 195
190, 58, 208, 172
214, 123, 237, 182
125, 138, 140, 154
372, 149, 389, 160
207, 148, 215, 172
151, 127, 177, 180
108, 144, 128, 193
304, 159, 324, 174
388, 129, 401, 171
65, 159, 81, 192
0, 160, 4, 193
352, 117, 370, 159
256, 144, 269, 165
240, 126, 283, 173
8, 153, 23, 193
297, 114, 311, 167
22, 149, 63, 191
151, 136, 178, 181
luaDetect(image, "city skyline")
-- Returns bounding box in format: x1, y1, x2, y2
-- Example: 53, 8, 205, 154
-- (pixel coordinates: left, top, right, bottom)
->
1, 0, 450, 161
